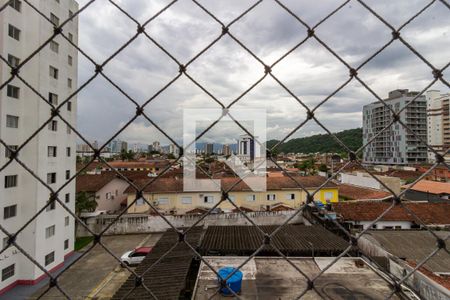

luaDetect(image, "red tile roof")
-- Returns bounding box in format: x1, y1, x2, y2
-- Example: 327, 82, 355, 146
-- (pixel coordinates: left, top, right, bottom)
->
124, 176, 336, 194
333, 202, 450, 225
402, 180, 450, 195
76, 171, 151, 193
338, 184, 392, 200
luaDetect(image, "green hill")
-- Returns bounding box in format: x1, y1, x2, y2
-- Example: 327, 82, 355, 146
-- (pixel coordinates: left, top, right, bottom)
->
267, 128, 362, 154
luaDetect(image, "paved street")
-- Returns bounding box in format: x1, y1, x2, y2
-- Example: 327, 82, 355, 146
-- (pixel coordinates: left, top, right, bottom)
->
13, 233, 162, 300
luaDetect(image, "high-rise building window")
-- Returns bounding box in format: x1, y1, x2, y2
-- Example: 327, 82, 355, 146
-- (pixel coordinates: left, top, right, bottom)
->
4, 175, 17, 188
49, 66, 59, 79
66, 125, 71, 134
45, 225, 55, 238
65, 216, 69, 226
46, 199, 56, 211
5, 145, 18, 158
3, 205, 17, 219
9, 0, 21, 12
47, 172, 56, 184
67, 101, 72, 111
66, 147, 71, 157
68, 55, 73, 66
49, 40, 59, 53
65, 193, 70, 203
48, 146, 57, 157
49, 120, 58, 131
65, 170, 70, 180
1, 264, 15, 281
64, 239, 69, 250
49, 92, 58, 105
50, 13, 59, 26
6, 115, 19, 128
68, 33, 73, 42
7, 85, 20, 99
8, 24, 20, 40
7, 54, 20, 68
67, 78, 72, 88
44, 251, 55, 266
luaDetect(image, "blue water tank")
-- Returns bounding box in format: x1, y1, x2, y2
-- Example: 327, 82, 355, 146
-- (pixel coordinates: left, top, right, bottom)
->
217, 267, 243, 296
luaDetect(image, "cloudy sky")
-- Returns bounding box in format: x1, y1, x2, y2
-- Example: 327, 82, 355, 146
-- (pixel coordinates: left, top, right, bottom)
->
74, 0, 450, 147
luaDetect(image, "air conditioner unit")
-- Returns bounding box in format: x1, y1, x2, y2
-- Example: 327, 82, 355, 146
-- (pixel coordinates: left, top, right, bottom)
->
111, 195, 115, 200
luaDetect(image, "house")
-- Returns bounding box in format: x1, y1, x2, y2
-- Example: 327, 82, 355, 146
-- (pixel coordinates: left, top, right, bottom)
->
76, 171, 150, 214
333, 201, 450, 230
402, 180, 450, 202
124, 176, 339, 215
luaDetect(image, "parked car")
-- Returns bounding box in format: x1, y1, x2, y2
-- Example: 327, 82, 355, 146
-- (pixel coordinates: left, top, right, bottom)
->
120, 247, 152, 266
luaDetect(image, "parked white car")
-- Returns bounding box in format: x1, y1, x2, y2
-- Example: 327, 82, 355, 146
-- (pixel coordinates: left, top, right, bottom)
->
120, 247, 152, 266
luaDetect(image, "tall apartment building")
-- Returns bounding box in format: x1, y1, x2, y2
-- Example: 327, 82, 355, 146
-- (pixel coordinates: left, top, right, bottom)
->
0, 0, 78, 294
426, 90, 450, 163
222, 144, 232, 156
363, 89, 427, 165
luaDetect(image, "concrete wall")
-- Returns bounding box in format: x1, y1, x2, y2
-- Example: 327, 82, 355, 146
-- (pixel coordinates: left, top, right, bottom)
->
76, 210, 304, 236
341, 172, 401, 194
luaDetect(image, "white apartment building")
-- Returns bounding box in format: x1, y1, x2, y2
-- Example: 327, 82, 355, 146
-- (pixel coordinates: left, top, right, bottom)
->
426, 90, 450, 163
363, 89, 428, 165
0, 0, 78, 294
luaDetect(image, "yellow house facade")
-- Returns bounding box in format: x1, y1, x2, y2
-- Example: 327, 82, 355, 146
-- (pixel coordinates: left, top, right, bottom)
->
126, 176, 338, 215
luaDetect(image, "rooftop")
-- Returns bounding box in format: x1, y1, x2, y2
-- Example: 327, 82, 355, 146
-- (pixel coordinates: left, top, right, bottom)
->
362, 230, 450, 275
338, 183, 392, 200
402, 180, 450, 195
193, 257, 400, 299
333, 202, 450, 225
125, 175, 337, 194
76, 171, 151, 193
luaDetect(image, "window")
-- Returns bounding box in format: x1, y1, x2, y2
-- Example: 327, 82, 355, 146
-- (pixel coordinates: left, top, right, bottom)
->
7, 54, 20, 68
8, 24, 20, 40
68, 10, 74, 19
4, 175, 17, 188
64, 239, 69, 250
158, 197, 169, 205
203, 196, 214, 204
65, 170, 70, 180
106, 192, 112, 200
50, 13, 59, 26
65, 193, 70, 203
2, 264, 15, 281
2, 237, 9, 249
246, 194, 256, 201
50, 40, 59, 53
47, 172, 56, 184
68, 55, 73, 66
7, 85, 20, 98
44, 251, 55, 266
324, 192, 333, 201
67, 101, 72, 111
45, 225, 55, 238
9, 0, 21, 12
286, 193, 295, 200
66, 125, 71, 134
6, 115, 19, 128
49, 66, 58, 79
5, 145, 18, 158
136, 198, 144, 206
66, 147, 71, 157
3, 205, 17, 219
267, 194, 276, 201
65, 216, 69, 226
67, 78, 72, 88
46, 199, 55, 211
68, 33, 73, 42
181, 196, 192, 204
48, 146, 57, 157
49, 120, 57, 131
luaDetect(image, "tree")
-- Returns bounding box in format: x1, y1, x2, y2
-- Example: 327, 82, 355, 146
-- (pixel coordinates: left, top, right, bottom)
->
167, 153, 176, 159
75, 192, 98, 216
120, 149, 134, 161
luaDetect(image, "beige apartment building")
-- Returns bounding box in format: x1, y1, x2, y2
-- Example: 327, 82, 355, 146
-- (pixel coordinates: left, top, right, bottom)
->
125, 176, 339, 215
